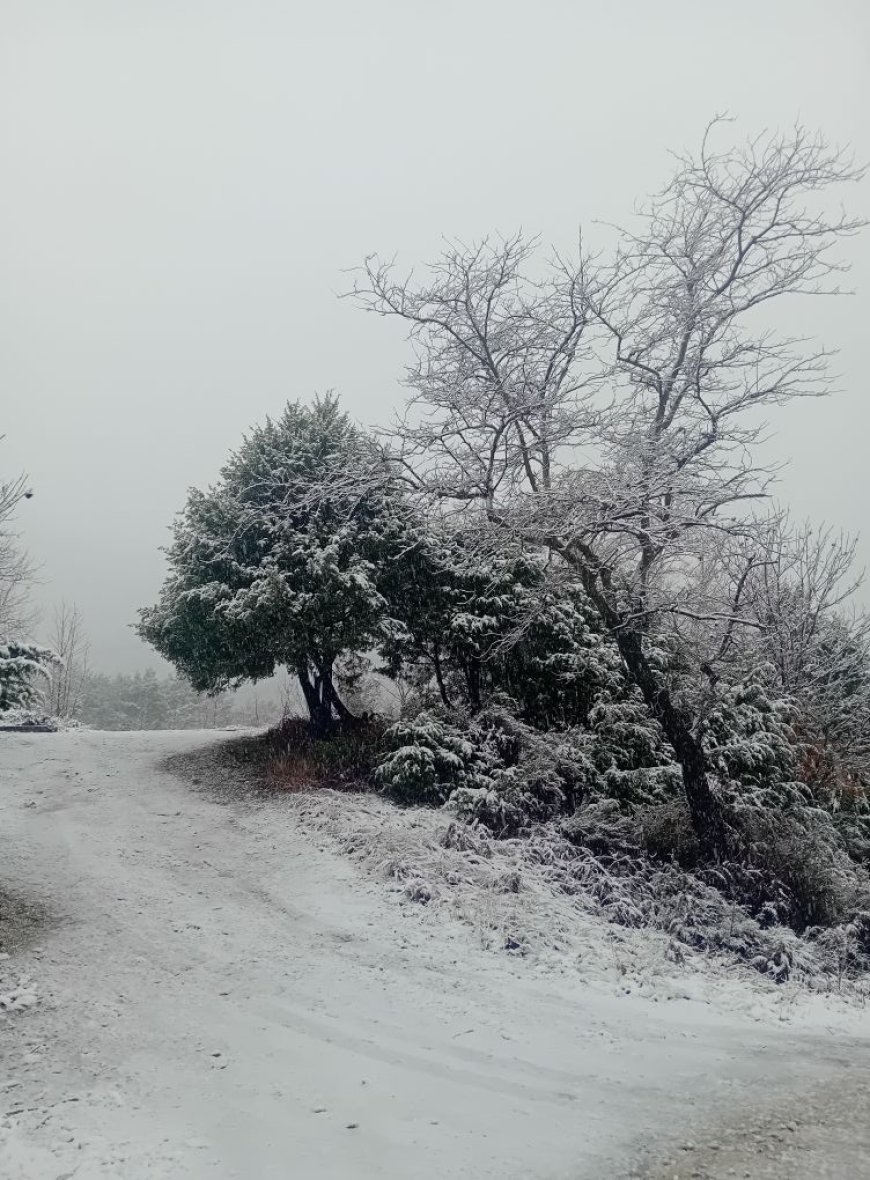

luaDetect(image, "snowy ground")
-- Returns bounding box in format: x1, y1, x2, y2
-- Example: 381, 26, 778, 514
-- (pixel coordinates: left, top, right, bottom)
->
0, 729, 868, 1179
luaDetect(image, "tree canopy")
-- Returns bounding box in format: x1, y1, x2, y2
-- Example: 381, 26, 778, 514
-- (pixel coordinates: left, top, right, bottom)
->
139, 396, 406, 732
139, 124, 870, 911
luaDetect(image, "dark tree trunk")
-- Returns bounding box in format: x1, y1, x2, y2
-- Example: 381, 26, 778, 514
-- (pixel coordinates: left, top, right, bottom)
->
296, 660, 359, 734
614, 630, 730, 861
566, 554, 730, 862
432, 646, 451, 708
466, 657, 482, 711
322, 672, 357, 725
296, 664, 332, 736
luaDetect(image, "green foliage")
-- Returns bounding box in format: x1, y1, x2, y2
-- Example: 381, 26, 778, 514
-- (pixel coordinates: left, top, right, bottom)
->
700, 673, 800, 800
376, 712, 475, 805
583, 687, 683, 806
135, 393, 870, 950
377, 702, 597, 835
380, 540, 621, 726
138, 397, 406, 728
0, 641, 57, 713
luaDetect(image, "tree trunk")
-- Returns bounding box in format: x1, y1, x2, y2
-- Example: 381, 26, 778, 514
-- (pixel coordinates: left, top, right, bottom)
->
614, 630, 730, 861
432, 646, 451, 708
297, 660, 359, 733
322, 671, 357, 725
566, 553, 730, 861
296, 664, 332, 736
466, 657, 482, 711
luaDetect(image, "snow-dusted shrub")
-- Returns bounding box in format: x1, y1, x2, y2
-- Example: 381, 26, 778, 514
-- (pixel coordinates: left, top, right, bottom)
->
805, 913, 870, 982
637, 800, 701, 868
580, 686, 683, 806
0, 641, 57, 714
833, 805, 870, 868
557, 801, 870, 981
373, 663, 870, 961
564, 796, 705, 878
377, 702, 596, 832
545, 810, 859, 980
376, 711, 475, 805
559, 783, 870, 964
700, 674, 799, 799
450, 704, 595, 835
599, 762, 684, 808
0, 706, 61, 731
451, 761, 568, 837
733, 804, 869, 929
561, 798, 642, 858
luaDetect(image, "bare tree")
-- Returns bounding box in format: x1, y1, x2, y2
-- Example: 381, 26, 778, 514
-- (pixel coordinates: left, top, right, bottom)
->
47, 602, 91, 719
352, 121, 865, 858
736, 521, 862, 686
735, 521, 870, 794
0, 460, 37, 638
352, 232, 598, 514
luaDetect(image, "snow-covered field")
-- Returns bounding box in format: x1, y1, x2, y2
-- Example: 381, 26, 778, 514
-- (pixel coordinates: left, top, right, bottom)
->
1, 729, 868, 1179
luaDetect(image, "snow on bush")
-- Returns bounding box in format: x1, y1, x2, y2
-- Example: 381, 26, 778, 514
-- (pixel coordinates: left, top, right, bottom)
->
0, 707, 63, 731
287, 786, 870, 999
377, 702, 596, 834
376, 711, 475, 805
367, 698, 870, 988
0, 642, 58, 715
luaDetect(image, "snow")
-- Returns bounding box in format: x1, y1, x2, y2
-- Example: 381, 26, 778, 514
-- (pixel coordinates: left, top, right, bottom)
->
0, 980, 37, 1014
1, 728, 868, 1179
286, 788, 870, 1024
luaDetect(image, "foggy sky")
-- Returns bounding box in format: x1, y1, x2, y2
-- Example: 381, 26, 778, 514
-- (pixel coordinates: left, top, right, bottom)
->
2, 0, 869, 672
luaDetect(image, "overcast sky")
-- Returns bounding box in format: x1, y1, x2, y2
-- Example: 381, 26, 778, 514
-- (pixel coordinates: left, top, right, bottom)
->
2, 0, 868, 672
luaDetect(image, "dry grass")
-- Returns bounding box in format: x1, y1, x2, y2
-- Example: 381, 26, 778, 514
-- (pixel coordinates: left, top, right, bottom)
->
286, 790, 865, 992
172, 737, 870, 1003
0, 887, 50, 954
223, 716, 386, 794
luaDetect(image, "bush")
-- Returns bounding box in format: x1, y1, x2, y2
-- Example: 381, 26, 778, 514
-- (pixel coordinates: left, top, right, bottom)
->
733, 805, 868, 930
375, 712, 476, 805
352, 657, 870, 968
637, 801, 701, 868
376, 702, 597, 834
556, 786, 870, 976
0, 642, 57, 714
243, 717, 386, 792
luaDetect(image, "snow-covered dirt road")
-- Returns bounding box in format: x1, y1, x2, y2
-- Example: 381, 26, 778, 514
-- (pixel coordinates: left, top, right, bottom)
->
1, 730, 868, 1179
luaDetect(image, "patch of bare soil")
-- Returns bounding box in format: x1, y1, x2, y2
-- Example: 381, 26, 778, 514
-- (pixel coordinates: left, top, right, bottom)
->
0, 888, 49, 954
638, 1065, 870, 1179
161, 732, 281, 806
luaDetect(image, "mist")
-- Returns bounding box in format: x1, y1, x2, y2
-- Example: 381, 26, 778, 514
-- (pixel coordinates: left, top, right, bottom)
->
2, 0, 868, 671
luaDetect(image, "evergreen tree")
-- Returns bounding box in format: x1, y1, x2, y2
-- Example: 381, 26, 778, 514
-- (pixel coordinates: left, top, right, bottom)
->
0, 640, 57, 714
139, 397, 404, 733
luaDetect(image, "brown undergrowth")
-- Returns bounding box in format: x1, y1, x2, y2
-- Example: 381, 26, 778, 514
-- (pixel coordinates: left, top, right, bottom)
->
224, 717, 387, 793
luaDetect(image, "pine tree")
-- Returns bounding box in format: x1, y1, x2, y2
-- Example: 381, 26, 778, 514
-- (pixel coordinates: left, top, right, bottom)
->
139, 396, 405, 733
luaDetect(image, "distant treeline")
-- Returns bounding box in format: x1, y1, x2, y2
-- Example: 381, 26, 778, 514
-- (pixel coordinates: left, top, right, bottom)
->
77, 669, 279, 731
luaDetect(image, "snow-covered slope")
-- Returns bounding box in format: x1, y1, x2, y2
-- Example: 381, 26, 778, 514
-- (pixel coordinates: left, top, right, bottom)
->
1, 729, 868, 1179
